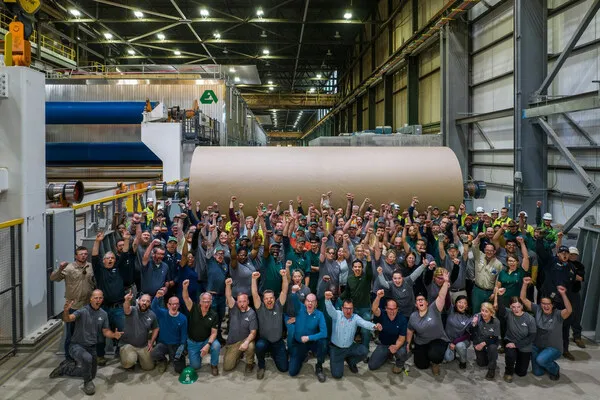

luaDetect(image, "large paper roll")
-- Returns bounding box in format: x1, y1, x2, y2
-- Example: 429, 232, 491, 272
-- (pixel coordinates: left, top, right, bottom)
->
189, 146, 464, 211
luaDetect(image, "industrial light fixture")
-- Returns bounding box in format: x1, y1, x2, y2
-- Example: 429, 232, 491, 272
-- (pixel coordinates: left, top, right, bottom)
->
316, 73, 322, 79
134, 10, 144, 18
343, 11, 352, 20
234, 76, 240, 82
222, 47, 229, 54
256, 8, 264, 17
229, 67, 236, 73
326, 49, 332, 56
104, 32, 113, 40
269, 87, 274, 91
213, 32, 221, 39
157, 33, 166, 40
69, 9, 81, 17
334, 31, 341, 39
200, 8, 209, 17
262, 48, 270, 55
127, 49, 135, 55
268, 80, 273, 85
260, 30, 267, 38
309, 87, 316, 93
174, 50, 181, 55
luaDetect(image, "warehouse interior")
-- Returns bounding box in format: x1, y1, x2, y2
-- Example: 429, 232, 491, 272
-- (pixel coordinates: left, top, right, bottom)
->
1, 0, 600, 398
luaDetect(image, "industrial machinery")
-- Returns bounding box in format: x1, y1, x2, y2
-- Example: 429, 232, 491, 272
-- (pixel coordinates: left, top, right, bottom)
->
46, 180, 85, 204
0, 0, 41, 66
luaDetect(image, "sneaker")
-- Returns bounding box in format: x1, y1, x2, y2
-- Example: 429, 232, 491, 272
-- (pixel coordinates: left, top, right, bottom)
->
96, 356, 107, 367
245, 363, 254, 374
431, 363, 440, 376
563, 351, 575, 361
573, 338, 586, 349
459, 362, 467, 370
315, 365, 326, 383
503, 374, 513, 383
549, 371, 560, 381
347, 362, 358, 374
49, 365, 64, 379
486, 369, 495, 380
211, 366, 219, 376
257, 368, 265, 380
82, 380, 96, 396
392, 365, 403, 374
157, 360, 167, 373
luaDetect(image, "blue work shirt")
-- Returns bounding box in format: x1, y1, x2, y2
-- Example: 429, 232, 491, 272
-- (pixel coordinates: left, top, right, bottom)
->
141, 261, 168, 297
206, 257, 229, 294
325, 300, 375, 348
292, 293, 327, 342
151, 297, 187, 345
375, 311, 408, 346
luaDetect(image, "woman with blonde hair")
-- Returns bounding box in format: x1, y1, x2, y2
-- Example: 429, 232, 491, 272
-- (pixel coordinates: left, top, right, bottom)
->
471, 300, 501, 379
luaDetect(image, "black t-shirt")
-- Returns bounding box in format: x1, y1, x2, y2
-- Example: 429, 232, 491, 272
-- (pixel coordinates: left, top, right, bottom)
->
375, 312, 407, 346
188, 303, 219, 342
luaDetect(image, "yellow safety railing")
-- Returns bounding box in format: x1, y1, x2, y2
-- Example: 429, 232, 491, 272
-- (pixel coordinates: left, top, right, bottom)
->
72, 188, 148, 210
0, 218, 24, 230
0, 11, 76, 61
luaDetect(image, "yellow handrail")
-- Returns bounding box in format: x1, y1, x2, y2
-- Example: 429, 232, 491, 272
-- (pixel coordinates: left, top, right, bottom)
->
72, 188, 148, 210
0, 218, 24, 229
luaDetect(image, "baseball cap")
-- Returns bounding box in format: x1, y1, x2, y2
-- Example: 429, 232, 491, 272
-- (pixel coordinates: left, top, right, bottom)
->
543, 213, 553, 221
270, 243, 281, 248
558, 245, 569, 253
309, 221, 318, 226
240, 235, 250, 241
168, 236, 178, 243
519, 211, 528, 218
476, 207, 485, 213
274, 230, 283, 235
296, 237, 306, 243
300, 215, 307, 221
569, 247, 579, 255
447, 243, 458, 250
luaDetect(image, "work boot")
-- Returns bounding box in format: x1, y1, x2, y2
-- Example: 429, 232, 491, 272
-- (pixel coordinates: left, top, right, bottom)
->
211, 365, 219, 376
347, 362, 359, 374
315, 364, 326, 383
49, 364, 65, 379
245, 363, 254, 374
503, 374, 513, 383
459, 362, 467, 370
573, 338, 586, 349
431, 363, 440, 376
96, 356, 107, 366
392, 365, 403, 375
486, 369, 495, 380
563, 351, 575, 361
156, 360, 167, 373
257, 368, 265, 380
82, 380, 96, 396
549, 371, 560, 381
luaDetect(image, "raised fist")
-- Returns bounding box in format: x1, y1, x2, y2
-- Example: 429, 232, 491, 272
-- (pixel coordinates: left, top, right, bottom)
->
225, 278, 233, 286
376, 289, 385, 298
182, 279, 190, 288
252, 272, 261, 280
324, 291, 333, 300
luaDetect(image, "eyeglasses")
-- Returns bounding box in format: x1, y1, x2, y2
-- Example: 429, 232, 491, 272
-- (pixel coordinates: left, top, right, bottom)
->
386, 307, 398, 311
327, 252, 335, 255
540, 302, 552, 306
168, 303, 180, 307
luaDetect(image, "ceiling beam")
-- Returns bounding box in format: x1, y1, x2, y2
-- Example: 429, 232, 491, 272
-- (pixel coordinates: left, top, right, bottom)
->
53, 18, 379, 25
93, 0, 181, 20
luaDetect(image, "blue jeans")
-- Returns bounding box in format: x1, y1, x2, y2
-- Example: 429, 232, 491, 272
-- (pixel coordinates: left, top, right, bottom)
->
187, 338, 221, 368
255, 338, 289, 372
444, 340, 471, 364
329, 343, 368, 379
285, 315, 295, 348
210, 294, 226, 339
97, 304, 125, 357
355, 307, 372, 347
288, 338, 328, 376
531, 345, 561, 377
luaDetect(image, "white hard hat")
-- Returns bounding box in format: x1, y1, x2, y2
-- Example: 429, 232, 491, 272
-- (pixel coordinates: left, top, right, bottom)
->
147, 197, 154, 203
569, 247, 579, 255
542, 212, 552, 220
476, 207, 484, 213
519, 211, 528, 217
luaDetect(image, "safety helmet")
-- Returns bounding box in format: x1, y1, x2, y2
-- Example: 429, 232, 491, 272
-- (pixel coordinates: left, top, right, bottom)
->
542, 213, 553, 221
179, 367, 198, 384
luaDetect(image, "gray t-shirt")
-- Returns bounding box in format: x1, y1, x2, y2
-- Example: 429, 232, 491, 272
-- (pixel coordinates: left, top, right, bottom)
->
230, 261, 256, 298
443, 257, 467, 291
379, 265, 425, 318
502, 310, 537, 352
408, 305, 449, 345
444, 310, 471, 342
372, 258, 395, 293
256, 300, 284, 343
531, 304, 564, 352
319, 259, 341, 288
226, 306, 258, 344
122, 306, 158, 348
71, 305, 109, 347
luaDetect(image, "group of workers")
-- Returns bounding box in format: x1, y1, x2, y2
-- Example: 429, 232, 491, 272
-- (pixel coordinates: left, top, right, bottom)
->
48, 193, 588, 395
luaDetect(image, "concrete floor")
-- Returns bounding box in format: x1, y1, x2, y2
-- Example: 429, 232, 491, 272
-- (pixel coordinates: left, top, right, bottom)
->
1, 336, 599, 400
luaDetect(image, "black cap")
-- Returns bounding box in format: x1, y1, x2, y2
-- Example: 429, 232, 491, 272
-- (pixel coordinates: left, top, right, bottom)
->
558, 245, 569, 253
270, 243, 281, 248
309, 221, 318, 227
274, 230, 283, 235
240, 235, 249, 241
447, 243, 458, 250
296, 237, 307, 243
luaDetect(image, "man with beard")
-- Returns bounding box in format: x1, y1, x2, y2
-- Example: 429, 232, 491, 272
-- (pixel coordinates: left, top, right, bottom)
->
120, 291, 158, 370
141, 239, 169, 297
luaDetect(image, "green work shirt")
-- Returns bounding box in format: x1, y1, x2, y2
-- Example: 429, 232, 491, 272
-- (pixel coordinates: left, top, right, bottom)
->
341, 264, 373, 309
498, 267, 526, 300
262, 255, 284, 297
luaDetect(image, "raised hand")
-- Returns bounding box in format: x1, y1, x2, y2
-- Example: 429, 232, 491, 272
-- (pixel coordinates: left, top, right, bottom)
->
291, 285, 300, 293
96, 231, 105, 242
557, 286, 567, 295
252, 271, 261, 280
377, 266, 383, 275
152, 238, 162, 246
225, 278, 233, 286
536, 201, 542, 208
182, 279, 190, 289
279, 269, 287, 278
155, 287, 167, 298
376, 289, 385, 298
59, 261, 68, 270
124, 289, 133, 303
523, 277, 532, 286
286, 260, 293, 269
324, 291, 333, 300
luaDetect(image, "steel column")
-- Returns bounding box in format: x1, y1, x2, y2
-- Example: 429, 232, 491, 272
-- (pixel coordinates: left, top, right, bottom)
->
407, 56, 419, 125
514, 0, 548, 217
536, 0, 600, 96
441, 22, 469, 180
368, 87, 376, 130
357, 96, 364, 131
347, 104, 353, 133
384, 74, 394, 129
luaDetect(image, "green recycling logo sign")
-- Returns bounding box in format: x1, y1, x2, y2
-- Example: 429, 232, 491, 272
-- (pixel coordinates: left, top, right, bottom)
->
200, 90, 218, 104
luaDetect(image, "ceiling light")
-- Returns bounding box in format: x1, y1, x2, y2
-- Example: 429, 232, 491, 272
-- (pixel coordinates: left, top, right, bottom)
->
213, 32, 221, 39
316, 73, 322, 79
326, 49, 332, 56
127, 49, 135, 55
256, 8, 264, 17
174, 50, 181, 55
157, 33, 166, 40
222, 47, 229, 54
229, 67, 236, 73
76, 36, 81, 40
268, 80, 273, 85
260, 30, 267, 38
343, 11, 352, 20
200, 8, 209, 17
69, 9, 81, 17
134, 10, 144, 18
262, 49, 270, 55
269, 87, 274, 91
334, 31, 341, 39
104, 32, 113, 40
309, 87, 315, 93
234, 76, 240, 82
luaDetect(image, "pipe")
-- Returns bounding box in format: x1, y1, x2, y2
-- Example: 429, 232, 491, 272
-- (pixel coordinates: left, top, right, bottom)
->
46, 180, 85, 203
46, 102, 157, 125
46, 143, 161, 165
47, 167, 162, 180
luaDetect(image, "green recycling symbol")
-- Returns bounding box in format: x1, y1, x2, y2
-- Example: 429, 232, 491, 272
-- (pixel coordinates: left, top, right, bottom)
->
200, 90, 218, 104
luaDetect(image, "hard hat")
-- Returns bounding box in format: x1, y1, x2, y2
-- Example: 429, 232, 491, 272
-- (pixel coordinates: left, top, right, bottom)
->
476, 207, 484, 213
147, 198, 154, 203
179, 367, 198, 384
542, 213, 553, 220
